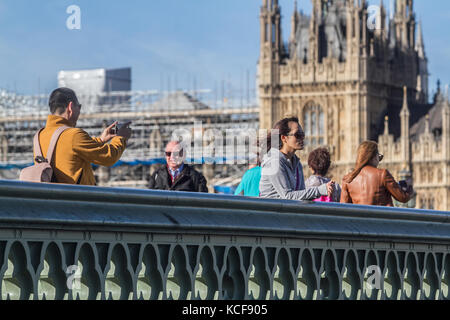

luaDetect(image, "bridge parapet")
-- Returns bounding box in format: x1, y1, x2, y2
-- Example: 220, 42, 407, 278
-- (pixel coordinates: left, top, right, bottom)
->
0, 180, 449, 300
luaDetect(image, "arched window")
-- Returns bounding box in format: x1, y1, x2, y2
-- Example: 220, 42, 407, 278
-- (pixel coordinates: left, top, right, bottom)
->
303, 102, 324, 146
428, 197, 435, 210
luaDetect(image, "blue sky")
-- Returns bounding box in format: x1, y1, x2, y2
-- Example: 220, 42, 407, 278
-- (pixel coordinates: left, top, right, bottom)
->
0, 0, 449, 101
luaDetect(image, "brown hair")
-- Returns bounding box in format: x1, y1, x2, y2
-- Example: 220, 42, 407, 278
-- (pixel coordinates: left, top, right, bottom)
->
308, 147, 331, 176
343, 141, 379, 183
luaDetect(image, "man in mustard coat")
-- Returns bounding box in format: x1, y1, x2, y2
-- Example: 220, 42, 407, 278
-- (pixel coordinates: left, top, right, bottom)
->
38, 87, 132, 185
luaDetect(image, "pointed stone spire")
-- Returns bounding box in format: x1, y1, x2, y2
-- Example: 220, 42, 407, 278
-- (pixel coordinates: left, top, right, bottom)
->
259, 0, 282, 62
443, 85, 450, 160
424, 114, 430, 134
445, 85, 449, 107
354, 2, 361, 53
433, 79, 443, 104
408, 0, 414, 18
394, 0, 411, 48
442, 85, 449, 121
362, 0, 368, 56
309, 0, 319, 62
415, 20, 426, 59
384, 115, 390, 135
401, 86, 410, 116
401, 86, 411, 171
271, 0, 279, 12
290, 0, 300, 44
376, 0, 387, 39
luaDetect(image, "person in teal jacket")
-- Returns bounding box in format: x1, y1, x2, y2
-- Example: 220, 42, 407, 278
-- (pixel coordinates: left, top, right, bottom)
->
234, 164, 262, 197
235, 134, 269, 197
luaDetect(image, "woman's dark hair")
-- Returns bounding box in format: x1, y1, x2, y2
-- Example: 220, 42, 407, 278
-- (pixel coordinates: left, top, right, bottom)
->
263, 116, 299, 152
308, 147, 331, 176
49, 87, 78, 115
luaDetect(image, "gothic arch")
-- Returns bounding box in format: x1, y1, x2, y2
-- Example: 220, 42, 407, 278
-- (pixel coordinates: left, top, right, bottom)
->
437, 169, 443, 183
292, 100, 299, 115
302, 101, 325, 146
428, 168, 434, 183
421, 167, 427, 183
428, 197, 435, 210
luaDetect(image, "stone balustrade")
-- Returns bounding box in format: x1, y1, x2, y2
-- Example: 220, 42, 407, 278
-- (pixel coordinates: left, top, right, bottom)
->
0, 180, 449, 300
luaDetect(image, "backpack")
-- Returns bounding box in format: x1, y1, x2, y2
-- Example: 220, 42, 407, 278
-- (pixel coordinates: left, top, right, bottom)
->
19, 126, 70, 183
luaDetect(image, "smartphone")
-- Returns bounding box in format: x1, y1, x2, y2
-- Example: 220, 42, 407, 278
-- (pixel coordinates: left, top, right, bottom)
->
112, 122, 128, 134
399, 180, 408, 190
112, 123, 119, 135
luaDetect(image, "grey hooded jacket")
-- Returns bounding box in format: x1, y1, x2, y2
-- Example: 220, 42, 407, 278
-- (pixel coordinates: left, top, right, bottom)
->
259, 148, 328, 200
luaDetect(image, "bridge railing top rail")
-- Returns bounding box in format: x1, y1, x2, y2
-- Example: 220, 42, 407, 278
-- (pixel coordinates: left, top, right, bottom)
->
0, 179, 449, 244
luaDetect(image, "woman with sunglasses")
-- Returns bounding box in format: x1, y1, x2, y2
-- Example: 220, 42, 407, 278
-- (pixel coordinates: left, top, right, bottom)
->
340, 141, 412, 206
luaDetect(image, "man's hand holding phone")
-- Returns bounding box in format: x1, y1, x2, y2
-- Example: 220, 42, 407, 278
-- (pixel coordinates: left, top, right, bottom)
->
115, 121, 132, 142
100, 121, 132, 143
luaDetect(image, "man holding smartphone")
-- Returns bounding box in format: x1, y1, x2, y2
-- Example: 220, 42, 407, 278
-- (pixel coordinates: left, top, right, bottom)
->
37, 87, 132, 185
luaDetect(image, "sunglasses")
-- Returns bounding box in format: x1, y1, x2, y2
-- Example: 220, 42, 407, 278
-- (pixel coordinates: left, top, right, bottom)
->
378, 153, 384, 162
287, 131, 305, 140
165, 150, 183, 157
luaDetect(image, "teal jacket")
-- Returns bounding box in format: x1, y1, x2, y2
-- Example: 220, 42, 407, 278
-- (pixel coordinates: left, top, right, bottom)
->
234, 166, 261, 197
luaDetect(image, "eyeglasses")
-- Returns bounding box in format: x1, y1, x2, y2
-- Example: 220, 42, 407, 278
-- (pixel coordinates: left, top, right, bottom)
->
378, 153, 384, 162
287, 131, 305, 140
165, 150, 183, 157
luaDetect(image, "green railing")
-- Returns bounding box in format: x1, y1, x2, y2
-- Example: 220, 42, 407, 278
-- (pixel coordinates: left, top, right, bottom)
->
0, 180, 449, 300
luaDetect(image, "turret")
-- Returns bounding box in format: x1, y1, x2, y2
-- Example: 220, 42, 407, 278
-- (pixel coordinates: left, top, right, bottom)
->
443, 86, 450, 160
394, 0, 415, 49
260, 0, 282, 62
375, 0, 387, 40
400, 86, 411, 171
361, 0, 368, 57
290, 1, 300, 45
415, 21, 429, 103
309, 0, 319, 62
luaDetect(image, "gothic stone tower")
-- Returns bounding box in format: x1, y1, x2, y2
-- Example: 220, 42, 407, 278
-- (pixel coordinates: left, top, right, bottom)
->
258, 0, 430, 187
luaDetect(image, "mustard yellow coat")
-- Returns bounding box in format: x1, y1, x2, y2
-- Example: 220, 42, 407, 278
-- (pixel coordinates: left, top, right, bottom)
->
37, 115, 126, 185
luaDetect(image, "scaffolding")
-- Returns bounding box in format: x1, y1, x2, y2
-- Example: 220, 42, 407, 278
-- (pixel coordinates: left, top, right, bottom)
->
0, 89, 259, 192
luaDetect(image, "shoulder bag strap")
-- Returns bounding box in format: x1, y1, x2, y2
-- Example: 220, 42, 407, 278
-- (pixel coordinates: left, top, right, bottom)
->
33, 128, 45, 160
46, 126, 71, 163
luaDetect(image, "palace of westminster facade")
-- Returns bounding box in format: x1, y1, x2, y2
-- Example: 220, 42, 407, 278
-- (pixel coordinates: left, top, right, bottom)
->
258, 0, 450, 211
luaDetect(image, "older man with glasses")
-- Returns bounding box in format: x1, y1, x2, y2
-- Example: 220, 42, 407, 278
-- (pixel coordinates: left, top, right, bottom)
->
148, 141, 208, 193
